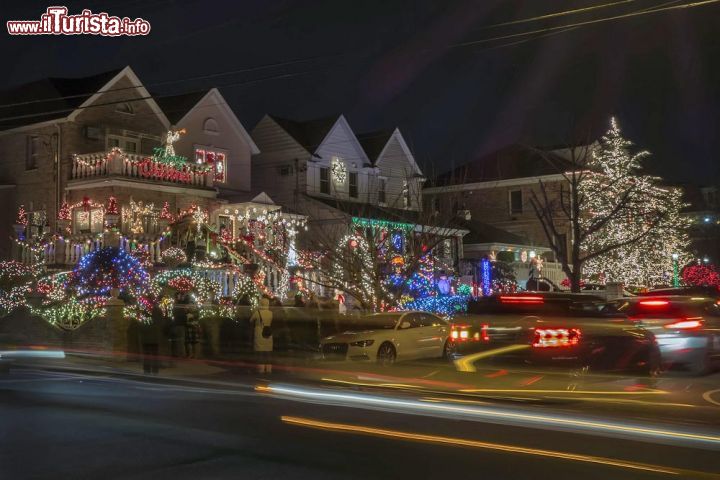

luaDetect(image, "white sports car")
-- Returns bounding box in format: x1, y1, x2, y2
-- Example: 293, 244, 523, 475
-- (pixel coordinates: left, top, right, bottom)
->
320, 311, 452, 364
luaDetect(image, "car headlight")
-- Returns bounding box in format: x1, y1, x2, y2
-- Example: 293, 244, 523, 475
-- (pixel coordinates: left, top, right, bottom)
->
349, 339, 375, 347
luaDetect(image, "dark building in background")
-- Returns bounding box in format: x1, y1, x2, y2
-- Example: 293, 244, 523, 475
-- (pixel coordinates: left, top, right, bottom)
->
682, 185, 720, 265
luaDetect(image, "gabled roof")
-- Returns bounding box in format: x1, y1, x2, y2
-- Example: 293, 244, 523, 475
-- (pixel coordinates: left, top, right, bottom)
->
357, 129, 394, 165
157, 88, 260, 155
154, 90, 210, 125
268, 114, 340, 154
0, 69, 122, 130
0, 66, 170, 132
434, 144, 572, 186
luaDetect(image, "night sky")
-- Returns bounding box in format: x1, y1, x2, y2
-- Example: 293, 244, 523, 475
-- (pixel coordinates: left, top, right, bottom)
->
2, 0, 719, 183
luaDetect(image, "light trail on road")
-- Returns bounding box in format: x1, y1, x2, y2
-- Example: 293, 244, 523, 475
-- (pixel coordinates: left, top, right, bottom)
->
260, 384, 720, 449
281, 416, 720, 478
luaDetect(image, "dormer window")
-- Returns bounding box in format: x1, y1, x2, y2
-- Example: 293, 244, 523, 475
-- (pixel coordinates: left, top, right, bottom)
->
203, 117, 219, 134
115, 102, 134, 114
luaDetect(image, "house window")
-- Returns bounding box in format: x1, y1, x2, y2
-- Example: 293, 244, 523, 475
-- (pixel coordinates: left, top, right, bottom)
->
26, 136, 40, 170
195, 147, 228, 183
74, 208, 104, 234
203, 118, 219, 134
115, 103, 134, 114
509, 190, 523, 214
378, 178, 386, 204
107, 134, 138, 153
432, 196, 440, 213
319, 167, 330, 194
349, 172, 358, 198
28, 209, 47, 237
279, 165, 293, 176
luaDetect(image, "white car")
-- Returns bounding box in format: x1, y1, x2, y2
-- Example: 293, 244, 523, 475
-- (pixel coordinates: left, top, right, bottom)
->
320, 311, 451, 364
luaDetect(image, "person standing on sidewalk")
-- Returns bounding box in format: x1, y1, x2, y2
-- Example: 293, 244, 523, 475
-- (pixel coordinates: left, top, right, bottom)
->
250, 297, 273, 373
139, 306, 163, 375
185, 313, 201, 358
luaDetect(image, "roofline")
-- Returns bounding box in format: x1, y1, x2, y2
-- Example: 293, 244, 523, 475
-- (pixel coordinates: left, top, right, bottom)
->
68, 66, 171, 129
374, 127, 422, 176
173, 88, 260, 155
424, 173, 567, 193
463, 242, 552, 252
0, 117, 68, 135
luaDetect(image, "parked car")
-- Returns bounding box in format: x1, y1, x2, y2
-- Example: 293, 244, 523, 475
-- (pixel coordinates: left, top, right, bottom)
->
319, 311, 451, 364
460, 293, 661, 374
606, 296, 720, 375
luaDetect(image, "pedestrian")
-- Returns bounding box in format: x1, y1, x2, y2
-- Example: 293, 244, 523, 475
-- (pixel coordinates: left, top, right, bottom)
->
294, 293, 305, 307
139, 306, 163, 375
250, 297, 273, 373
185, 313, 200, 358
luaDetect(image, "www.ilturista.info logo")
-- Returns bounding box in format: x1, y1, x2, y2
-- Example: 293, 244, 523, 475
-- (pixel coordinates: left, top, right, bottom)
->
7, 6, 151, 36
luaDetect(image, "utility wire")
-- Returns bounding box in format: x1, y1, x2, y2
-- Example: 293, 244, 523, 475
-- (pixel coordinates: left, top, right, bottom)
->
0, 0, 712, 111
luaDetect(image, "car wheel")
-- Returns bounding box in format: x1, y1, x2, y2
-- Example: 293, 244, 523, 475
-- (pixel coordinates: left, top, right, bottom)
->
376, 342, 396, 366
442, 340, 456, 360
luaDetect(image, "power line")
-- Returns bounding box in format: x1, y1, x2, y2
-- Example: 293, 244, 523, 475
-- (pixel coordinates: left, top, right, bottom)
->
0, 0, 711, 111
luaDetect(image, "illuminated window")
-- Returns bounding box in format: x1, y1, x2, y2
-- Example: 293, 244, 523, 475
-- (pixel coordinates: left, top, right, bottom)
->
194, 147, 228, 183
74, 208, 104, 234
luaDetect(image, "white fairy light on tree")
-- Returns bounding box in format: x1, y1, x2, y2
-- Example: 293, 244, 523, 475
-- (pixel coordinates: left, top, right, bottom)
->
580, 118, 690, 287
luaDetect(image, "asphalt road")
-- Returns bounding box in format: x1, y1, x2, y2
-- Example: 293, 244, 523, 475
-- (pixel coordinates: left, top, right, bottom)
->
2, 363, 720, 480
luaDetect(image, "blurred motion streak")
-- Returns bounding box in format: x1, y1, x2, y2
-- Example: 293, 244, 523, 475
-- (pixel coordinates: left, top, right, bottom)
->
0, 350, 65, 359
454, 344, 530, 372
459, 388, 666, 395
281, 416, 715, 477
261, 385, 720, 448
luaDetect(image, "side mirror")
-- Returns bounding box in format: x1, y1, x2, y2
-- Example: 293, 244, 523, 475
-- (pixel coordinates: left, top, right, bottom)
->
400, 321, 411, 329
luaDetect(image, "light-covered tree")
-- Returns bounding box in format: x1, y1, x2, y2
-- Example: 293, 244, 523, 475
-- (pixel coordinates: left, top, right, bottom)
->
580, 118, 690, 287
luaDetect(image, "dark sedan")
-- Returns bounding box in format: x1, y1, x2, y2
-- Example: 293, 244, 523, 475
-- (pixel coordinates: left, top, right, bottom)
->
454, 293, 660, 375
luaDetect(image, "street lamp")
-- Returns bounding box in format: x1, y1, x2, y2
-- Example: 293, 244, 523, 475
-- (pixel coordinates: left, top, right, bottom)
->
671, 253, 679, 287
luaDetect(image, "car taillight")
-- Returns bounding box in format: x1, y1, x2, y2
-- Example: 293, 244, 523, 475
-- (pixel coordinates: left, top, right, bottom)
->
663, 317, 703, 330
450, 323, 487, 342
532, 328, 581, 348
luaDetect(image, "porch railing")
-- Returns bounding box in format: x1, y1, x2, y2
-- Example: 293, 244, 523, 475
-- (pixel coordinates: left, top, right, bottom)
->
71, 151, 212, 188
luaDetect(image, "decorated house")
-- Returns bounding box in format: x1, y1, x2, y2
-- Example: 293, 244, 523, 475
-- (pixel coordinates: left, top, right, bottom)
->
423, 144, 573, 290
251, 114, 468, 308
0, 66, 301, 298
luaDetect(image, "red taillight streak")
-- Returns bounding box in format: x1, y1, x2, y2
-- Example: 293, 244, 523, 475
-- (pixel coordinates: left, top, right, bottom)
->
500, 296, 544, 304
532, 328, 581, 348
481, 324, 489, 342
663, 317, 703, 330
638, 300, 670, 306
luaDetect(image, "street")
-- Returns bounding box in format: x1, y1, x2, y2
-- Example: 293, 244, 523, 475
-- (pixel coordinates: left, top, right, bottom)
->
2, 357, 719, 479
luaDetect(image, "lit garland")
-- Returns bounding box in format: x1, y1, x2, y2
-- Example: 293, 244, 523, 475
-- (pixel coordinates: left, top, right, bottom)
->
36, 272, 70, 304
580, 118, 691, 287
351, 217, 414, 231
72, 146, 124, 168
122, 200, 156, 234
